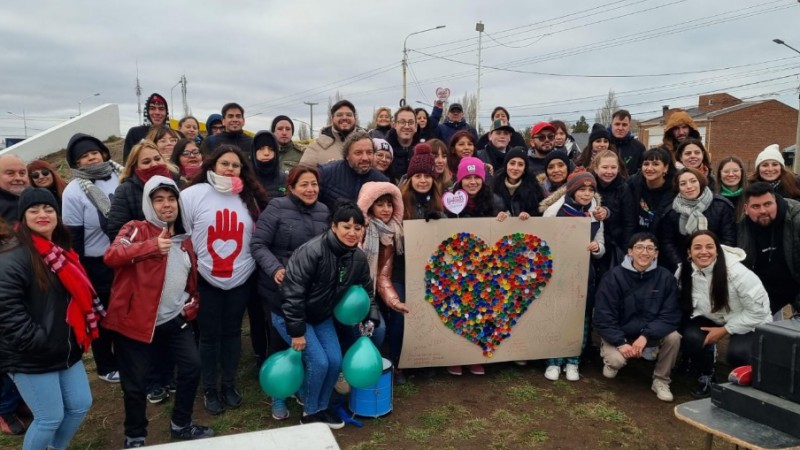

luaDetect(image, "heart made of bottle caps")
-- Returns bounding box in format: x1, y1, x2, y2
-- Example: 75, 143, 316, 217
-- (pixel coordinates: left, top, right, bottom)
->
425, 232, 553, 356
442, 189, 468, 215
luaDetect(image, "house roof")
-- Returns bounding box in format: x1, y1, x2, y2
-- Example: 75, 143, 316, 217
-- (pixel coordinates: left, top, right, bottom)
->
640, 100, 767, 126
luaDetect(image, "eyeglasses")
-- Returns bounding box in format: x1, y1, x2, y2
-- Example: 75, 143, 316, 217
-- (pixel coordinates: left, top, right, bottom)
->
395, 120, 416, 127
632, 244, 657, 253
181, 150, 201, 158
30, 169, 51, 180
534, 133, 555, 141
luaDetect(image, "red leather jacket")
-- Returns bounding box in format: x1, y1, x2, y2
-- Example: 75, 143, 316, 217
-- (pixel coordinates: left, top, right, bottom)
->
103, 220, 198, 343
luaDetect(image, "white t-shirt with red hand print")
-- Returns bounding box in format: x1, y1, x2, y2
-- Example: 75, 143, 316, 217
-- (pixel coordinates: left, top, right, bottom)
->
181, 183, 256, 290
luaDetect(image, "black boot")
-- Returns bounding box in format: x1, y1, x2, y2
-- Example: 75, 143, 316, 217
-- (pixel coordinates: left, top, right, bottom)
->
691, 373, 715, 399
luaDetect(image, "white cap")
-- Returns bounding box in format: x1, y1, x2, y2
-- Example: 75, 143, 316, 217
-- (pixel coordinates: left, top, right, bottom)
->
755, 144, 784, 169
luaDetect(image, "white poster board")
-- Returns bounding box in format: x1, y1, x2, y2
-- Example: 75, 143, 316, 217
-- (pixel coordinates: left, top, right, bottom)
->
399, 217, 591, 368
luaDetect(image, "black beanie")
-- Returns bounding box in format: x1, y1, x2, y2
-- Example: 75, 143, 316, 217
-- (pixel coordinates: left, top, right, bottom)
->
331, 99, 356, 117
271, 115, 294, 133
18, 187, 59, 221
588, 123, 610, 145
544, 150, 570, 172
502, 147, 528, 168
71, 138, 103, 162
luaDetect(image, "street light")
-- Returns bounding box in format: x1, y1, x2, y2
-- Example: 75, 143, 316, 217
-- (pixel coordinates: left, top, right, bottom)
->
773, 38, 800, 173
416, 100, 433, 108
77, 93, 100, 115
402, 25, 446, 107
7, 110, 28, 137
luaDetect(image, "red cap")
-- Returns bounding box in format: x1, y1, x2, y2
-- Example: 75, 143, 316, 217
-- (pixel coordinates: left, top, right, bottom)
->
530, 121, 555, 137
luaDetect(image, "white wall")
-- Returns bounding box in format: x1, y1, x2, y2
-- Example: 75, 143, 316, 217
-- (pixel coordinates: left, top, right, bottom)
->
0, 103, 120, 161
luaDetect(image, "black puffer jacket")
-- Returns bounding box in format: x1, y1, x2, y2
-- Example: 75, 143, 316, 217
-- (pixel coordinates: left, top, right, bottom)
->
593, 257, 682, 347
627, 172, 676, 237
107, 173, 146, 240
0, 188, 19, 223
384, 128, 420, 184
596, 176, 636, 252
609, 130, 646, 176
492, 170, 544, 217
251, 195, 329, 299
318, 160, 389, 212
200, 130, 255, 160
659, 194, 735, 272
0, 242, 83, 374
279, 229, 379, 338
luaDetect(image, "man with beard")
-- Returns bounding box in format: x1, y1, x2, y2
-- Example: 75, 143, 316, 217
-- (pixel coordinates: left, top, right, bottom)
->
270, 115, 304, 174
660, 111, 701, 157
301, 100, 363, 167
527, 121, 558, 177
200, 103, 254, 160
317, 130, 388, 211
384, 106, 420, 183
608, 109, 647, 175
124, 93, 169, 163
0, 154, 30, 221
737, 182, 800, 315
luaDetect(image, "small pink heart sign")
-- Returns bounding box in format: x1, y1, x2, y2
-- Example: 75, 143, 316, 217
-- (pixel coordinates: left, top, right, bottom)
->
435, 87, 451, 100
442, 189, 468, 215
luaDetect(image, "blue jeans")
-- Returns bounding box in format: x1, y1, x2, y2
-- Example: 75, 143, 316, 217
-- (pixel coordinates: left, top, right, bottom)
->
272, 314, 341, 415
9, 360, 92, 450
386, 281, 406, 365
197, 277, 253, 389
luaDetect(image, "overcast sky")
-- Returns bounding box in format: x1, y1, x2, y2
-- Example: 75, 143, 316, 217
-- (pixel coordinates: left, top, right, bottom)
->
1, 0, 799, 141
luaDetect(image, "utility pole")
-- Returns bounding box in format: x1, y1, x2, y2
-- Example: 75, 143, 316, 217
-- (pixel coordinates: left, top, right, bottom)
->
7, 110, 28, 137
181, 74, 189, 117
402, 25, 446, 107
135, 62, 143, 124
304, 101, 318, 138
475, 21, 484, 131
773, 38, 800, 173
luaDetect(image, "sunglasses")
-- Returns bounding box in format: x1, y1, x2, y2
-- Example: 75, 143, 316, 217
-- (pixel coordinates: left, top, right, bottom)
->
535, 133, 556, 141
30, 169, 51, 180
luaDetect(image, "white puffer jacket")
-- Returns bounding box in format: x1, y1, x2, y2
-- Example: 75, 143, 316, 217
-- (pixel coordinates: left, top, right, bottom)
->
685, 245, 772, 335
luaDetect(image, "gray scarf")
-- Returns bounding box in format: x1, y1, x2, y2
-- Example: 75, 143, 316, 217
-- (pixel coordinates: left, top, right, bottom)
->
672, 187, 713, 235
70, 161, 122, 217
363, 217, 404, 283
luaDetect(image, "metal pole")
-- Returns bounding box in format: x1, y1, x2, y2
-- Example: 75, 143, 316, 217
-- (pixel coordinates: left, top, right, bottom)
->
77, 92, 100, 115
304, 102, 318, 138
402, 25, 446, 107
22, 109, 27, 138
772, 39, 800, 173
475, 21, 484, 131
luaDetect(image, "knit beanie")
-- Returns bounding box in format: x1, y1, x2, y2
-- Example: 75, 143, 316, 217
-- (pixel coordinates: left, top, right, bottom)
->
271, 115, 294, 133
457, 157, 486, 183
755, 144, 784, 168
407, 143, 435, 178
331, 99, 356, 117
544, 150, 570, 172
588, 123, 610, 145
565, 170, 596, 198
18, 187, 59, 221
373, 138, 393, 158
502, 147, 528, 168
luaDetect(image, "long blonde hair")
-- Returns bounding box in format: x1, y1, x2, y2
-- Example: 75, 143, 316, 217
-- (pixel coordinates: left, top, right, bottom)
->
120, 140, 178, 182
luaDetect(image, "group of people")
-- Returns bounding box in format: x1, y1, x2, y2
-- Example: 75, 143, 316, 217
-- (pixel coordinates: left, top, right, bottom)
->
0, 91, 797, 448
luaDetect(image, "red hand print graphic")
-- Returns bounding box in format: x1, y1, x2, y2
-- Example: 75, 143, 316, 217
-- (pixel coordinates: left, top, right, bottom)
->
207, 208, 244, 278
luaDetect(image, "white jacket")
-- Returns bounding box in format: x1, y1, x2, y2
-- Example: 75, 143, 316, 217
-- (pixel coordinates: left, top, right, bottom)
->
540, 186, 605, 259
685, 245, 772, 335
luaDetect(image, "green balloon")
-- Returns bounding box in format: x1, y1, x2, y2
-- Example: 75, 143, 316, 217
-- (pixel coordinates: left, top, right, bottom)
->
259, 348, 304, 399
334, 285, 370, 325
342, 336, 383, 388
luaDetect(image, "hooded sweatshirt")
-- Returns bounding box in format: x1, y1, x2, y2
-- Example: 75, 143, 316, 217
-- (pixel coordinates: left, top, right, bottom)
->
661, 111, 701, 155
142, 176, 193, 324
251, 130, 287, 201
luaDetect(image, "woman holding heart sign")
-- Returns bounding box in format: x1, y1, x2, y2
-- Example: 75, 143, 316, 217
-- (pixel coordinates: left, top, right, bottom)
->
445, 157, 504, 376
181, 145, 268, 415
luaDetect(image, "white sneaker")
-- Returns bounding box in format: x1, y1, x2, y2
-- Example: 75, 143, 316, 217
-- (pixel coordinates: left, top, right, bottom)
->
565, 364, 580, 381
544, 365, 561, 381
98, 370, 121, 383
602, 365, 619, 379
651, 379, 674, 402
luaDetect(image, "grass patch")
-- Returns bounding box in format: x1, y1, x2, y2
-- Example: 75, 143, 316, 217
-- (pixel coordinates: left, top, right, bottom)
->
597, 390, 616, 403
526, 430, 549, 447
347, 432, 388, 450
492, 367, 524, 383
506, 383, 542, 403
405, 427, 433, 442
552, 379, 577, 394
491, 409, 537, 425
443, 417, 489, 440
572, 402, 628, 423
394, 381, 419, 398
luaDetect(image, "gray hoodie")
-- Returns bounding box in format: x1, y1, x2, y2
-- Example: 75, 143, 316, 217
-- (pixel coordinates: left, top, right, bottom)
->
142, 175, 193, 325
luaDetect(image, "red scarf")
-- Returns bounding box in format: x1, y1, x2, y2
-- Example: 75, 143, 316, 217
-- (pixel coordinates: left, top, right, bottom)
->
31, 233, 106, 352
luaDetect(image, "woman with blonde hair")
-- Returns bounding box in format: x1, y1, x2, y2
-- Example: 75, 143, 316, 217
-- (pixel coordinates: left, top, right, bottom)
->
368, 107, 392, 140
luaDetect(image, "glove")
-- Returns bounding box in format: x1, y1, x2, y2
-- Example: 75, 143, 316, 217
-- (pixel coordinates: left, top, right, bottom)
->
728, 365, 752, 386
424, 211, 442, 222
182, 295, 200, 321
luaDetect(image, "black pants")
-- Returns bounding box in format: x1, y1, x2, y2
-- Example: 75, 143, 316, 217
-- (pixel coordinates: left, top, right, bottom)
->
114, 317, 201, 439
83, 256, 117, 375
683, 316, 754, 376
247, 292, 268, 359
